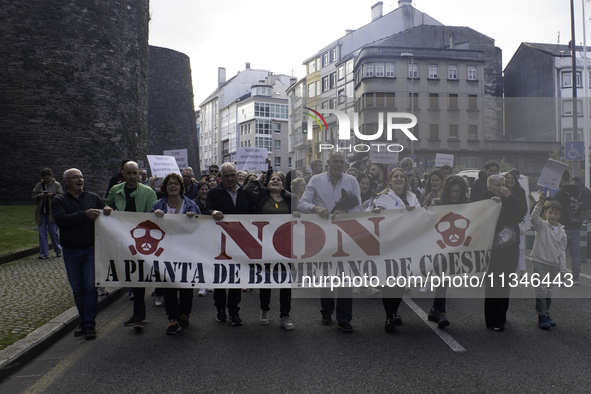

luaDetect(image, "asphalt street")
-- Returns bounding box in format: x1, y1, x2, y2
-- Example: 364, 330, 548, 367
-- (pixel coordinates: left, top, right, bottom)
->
2, 282, 591, 394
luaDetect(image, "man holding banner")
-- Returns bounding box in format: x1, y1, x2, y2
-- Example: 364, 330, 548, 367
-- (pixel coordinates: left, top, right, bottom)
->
298, 151, 362, 332
106, 161, 157, 330
205, 162, 250, 326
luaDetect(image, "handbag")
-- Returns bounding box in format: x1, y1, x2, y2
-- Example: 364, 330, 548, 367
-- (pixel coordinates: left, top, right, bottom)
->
493, 225, 518, 249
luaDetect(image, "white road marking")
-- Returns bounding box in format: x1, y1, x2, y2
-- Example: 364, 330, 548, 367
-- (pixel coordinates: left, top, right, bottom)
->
403, 297, 466, 352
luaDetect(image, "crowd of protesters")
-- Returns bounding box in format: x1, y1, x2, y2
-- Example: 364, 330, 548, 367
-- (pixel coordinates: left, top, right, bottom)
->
35, 153, 591, 339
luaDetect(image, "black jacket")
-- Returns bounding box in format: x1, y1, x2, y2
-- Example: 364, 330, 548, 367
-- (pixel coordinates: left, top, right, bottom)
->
470, 171, 488, 202
52, 190, 105, 248
482, 190, 527, 240
554, 184, 588, 230
243, 180, 293, 214
204, 183, 250, 215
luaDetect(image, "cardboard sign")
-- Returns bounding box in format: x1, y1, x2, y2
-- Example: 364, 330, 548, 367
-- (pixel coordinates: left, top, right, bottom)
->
435, 153, 454, 167
236, 148, 268, 171
146, 155, 181, 178
369, 145, 399, 165
163, 149, 188, 170
537, 159, 568, 190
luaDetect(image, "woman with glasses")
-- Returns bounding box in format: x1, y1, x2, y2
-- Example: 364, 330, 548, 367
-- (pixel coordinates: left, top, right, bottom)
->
150, 173, 200, 335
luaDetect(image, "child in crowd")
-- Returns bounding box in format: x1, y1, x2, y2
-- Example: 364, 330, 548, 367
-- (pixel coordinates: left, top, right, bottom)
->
530, 190, 567, 329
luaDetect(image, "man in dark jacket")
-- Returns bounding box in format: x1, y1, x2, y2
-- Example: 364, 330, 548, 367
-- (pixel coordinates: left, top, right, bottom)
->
554, 171, 591, 284
52, 168, 109, 339
470, 160, 499, 202
205, 162, 250, 326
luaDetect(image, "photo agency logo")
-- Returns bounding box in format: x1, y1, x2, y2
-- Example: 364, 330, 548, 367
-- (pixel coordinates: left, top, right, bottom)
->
303, 107, 417, 153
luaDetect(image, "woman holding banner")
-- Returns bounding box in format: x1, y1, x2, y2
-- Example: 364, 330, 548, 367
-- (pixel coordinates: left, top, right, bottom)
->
150, 173, 200, 335
366, 168, 421, 332
243, 172, 296, 330
483, 174, 527, 331
426, 175, 470, 329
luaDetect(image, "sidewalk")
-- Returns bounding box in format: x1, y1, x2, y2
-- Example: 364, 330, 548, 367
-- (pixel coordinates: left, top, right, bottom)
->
0, 248, 123, 381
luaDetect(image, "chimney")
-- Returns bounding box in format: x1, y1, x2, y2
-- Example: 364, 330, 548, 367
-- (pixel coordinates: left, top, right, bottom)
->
371, 2, 383, 21
449, 33, 455, 49
245, 62, 251, 69
398, 0, 412, 6
218, 67, 226, 88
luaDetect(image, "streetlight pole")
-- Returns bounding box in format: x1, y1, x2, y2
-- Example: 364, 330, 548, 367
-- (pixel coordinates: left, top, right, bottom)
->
401, 53, 415, 154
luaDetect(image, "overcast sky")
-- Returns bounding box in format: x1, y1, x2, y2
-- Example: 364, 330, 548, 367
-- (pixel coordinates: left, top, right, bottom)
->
148, 0, 590, 108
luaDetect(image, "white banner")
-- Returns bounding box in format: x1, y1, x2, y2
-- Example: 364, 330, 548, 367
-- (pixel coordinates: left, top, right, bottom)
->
369, 145, 399, 164
537, 159, 567, 190
435, 153, 454, 167
163, 149, 188, 170
95, 201, 500, 289
146, 155, 181, 178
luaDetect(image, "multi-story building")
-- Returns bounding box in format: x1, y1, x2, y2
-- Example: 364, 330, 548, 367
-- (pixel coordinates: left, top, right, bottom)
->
289, 1, 559, 176
198, 65, 294, 173
505, 42, 590, 146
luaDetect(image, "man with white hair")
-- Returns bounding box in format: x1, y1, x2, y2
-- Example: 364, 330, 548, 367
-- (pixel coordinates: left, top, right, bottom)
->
52, 168, 110, 339
182, 167, 199, 200
205, 162, 250, 326
298, 151, 362, 332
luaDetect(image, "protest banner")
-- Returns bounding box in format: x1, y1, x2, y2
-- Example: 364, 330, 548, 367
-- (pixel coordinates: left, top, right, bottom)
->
537, 159, 568, 189
95, 201, 500, 291
146, 155, 181, 178
369, 145, 399, 164
435, 153, 454, 167
163, 149, 188, 169
236, 148, 268, 171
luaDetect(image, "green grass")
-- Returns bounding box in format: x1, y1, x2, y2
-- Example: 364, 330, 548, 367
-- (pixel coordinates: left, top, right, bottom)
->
0, 205, 38, 255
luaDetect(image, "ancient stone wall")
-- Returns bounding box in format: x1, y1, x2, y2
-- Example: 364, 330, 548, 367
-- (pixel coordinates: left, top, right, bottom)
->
0, 0, 150, 203
148, 46, 200, 175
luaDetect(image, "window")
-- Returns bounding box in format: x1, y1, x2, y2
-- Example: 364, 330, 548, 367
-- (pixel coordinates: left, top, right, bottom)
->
468, 125, 477, 140
254, 103, 288, 118
331, 47, 337, 62
408, 63, 418, 78
346, 59, 354, 75
345, 82, 354, 98
563, 100, 582, 116
275, 140, 281, 150
323, 52, 329, 67
322, 76, 329, 92
316, 58, 321, 70
364, 93, 375, 108
469, 95, 478, 110
255, 136, 272, 149
330, 98, 336, 109
386, 63, 395, 77
338, 89, 346, 104
275, 156, 281, 166
449, 94, 458, 109
288, 157, 292, 168
429, 94, 438, 108
468, 68, 477, 81
449, 125, 458, 139
308, 83, 315, 98
255, 120, 272, 134
316, 81, 321, 96
409, 92, 418, 108
363, 63, 374, 77
338, 65, 345, 80
429, 65, 438, 79
448, 66, 458, 80
564, 129, 582, 142
321, 101, 329, 109
386, 93, 395, 107
295, 83, 303, 98
308, 61, 316, 74
460, 157, 479, 169
330, 72, 336, 89
376, 64, 384, 77
562, 72, 581, 88
429, 124, 439, 139
274, 123, 281, 132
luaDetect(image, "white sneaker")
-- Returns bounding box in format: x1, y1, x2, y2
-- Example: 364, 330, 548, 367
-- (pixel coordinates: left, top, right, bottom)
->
155, 295, 163, 306
281, 316, 294, 330
198, 288, 207, 297
259, 310, 270, 325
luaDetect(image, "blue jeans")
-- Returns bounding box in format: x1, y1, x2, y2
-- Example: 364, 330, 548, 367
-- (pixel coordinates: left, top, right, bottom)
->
38, 214, 61, 257
63, 247, 98, 328
565, 229, 581, 277
320, 287, 353, 323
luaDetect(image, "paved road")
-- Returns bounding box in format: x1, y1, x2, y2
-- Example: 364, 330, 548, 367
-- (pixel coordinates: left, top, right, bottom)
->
1, 280, 591, 393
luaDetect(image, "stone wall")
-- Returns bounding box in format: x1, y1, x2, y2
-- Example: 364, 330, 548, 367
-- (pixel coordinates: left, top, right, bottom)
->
0, 0, 150, 203
148, 46, 200, 175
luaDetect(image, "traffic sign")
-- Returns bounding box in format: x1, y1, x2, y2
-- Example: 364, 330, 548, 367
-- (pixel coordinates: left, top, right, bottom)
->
565, 141, 584, 161
408, 153, 417, 162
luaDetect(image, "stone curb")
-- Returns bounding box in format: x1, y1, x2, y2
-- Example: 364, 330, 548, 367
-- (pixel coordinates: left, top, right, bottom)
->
0, 246, 43, 266
0, 287, 125, 382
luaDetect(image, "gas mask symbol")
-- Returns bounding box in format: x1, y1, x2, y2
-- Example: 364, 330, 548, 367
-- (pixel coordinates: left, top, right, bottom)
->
435, 212, 472, 249
129, 220, 165, 256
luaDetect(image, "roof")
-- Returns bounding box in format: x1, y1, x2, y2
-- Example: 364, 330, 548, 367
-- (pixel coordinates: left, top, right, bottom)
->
521, 42, 586, 57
